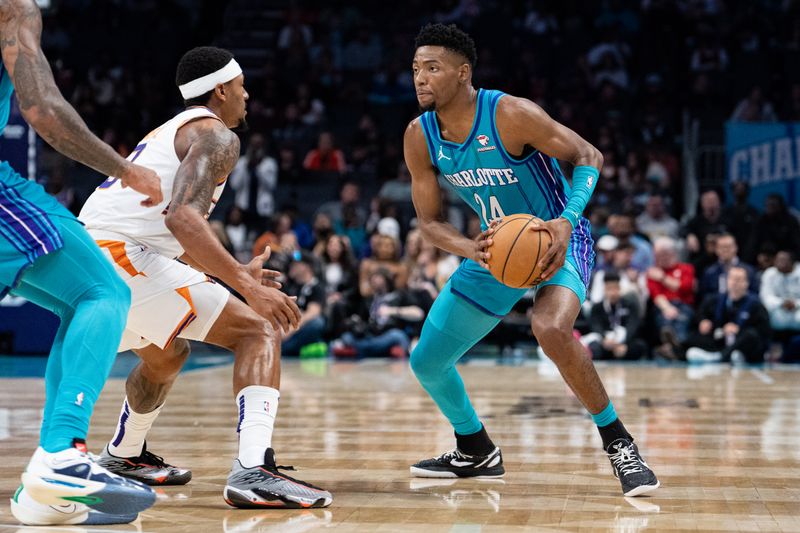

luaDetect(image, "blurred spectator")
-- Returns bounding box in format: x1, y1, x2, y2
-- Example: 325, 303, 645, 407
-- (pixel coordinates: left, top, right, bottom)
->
682, 190, 728, 272
685, 266, 770, 364
583, 272, 647, 360
224, 206, 250, 263
311, 212, 335, 251
281, 253, 327, 356
751, 194, 800, 258
636, 194, 679, 241
760, 251, 800, 335
722, 181, 758, 262
698, 234, 758, 302
303, 131, 347, 173
360, 233, 408, 296
229, 133, 277, 233
319, 234, 358, 296
316, 181, 366, 228
379, 162, 413, 204
730, 85, 778, 122
594, 234, 619, 271
342, 25, 382, 73
277, 10, 312, 50
589, 241, 648, 310
607, 213, 653, 271
333, 269, 426, 358
648, 237, 696, 358
351, 113, 382, 174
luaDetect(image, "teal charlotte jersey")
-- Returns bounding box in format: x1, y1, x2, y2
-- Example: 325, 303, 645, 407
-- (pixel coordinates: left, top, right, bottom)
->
0, 63, 72, 297
419, 89, 594, 315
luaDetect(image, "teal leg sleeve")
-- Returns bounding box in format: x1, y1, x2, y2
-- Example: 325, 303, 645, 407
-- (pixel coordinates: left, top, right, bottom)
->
410, 281, 502, 435
11, 283, 73, 448
11, 217, 130, 452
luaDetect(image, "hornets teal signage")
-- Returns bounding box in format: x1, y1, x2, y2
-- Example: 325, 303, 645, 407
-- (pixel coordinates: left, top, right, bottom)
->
726, 122, 800, 208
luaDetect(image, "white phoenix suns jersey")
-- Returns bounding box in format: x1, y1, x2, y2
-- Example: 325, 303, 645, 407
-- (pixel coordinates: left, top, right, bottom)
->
80, 107, 228, 259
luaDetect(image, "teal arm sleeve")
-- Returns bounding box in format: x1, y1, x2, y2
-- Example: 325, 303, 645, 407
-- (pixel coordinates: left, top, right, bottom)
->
560, 165, 599, 229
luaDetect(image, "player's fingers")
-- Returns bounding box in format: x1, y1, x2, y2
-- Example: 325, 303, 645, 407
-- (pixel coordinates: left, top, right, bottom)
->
489, 218, 503, 229
256, 245, 272, 263
262, 279, 282, 289
287, 298, 302, 325
540, 253, 565, 281
262, 268, 281, 279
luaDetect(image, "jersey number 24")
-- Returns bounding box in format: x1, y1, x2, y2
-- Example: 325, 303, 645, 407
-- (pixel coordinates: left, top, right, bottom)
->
474, 193, 506, 226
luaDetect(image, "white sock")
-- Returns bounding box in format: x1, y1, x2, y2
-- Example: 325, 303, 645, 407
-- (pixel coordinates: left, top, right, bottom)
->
236, 385, 280, 468
107, 397, 163, 458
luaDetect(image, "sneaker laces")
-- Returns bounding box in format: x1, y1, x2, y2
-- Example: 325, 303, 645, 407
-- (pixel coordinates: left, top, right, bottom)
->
437, 448, 469, 462
608, 442, 645, 476
139, 450, 171, 468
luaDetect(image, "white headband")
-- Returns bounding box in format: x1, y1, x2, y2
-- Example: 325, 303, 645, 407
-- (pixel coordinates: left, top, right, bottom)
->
178, 58, 242, 99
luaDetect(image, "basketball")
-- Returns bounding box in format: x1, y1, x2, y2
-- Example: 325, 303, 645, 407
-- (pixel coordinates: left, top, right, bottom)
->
487, 214, 552, 288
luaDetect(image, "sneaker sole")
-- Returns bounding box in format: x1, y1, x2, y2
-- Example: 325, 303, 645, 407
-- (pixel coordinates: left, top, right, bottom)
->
10, 497, 88, 526
623, 480, 660, 497
102, 468, 192, 486
223, 485, 333, 509
22, 472, 155, 516
409, 466, 506, 479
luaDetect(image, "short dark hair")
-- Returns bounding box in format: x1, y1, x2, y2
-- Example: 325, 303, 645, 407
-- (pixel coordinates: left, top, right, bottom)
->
604, 271, 621, 284
175, 46, 234, 107
415, 23, 477, 68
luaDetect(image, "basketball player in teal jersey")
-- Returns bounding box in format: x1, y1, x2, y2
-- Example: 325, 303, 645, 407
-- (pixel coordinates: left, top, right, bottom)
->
0, 0, 161, 525
404, 24, 658, 497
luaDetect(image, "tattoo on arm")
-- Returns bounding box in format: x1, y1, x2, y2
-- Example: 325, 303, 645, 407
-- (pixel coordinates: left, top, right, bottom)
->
0, 0, 127, 176
171, 125, 240, 215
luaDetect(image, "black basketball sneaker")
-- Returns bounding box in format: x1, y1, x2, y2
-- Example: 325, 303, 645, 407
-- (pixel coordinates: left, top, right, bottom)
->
410, 447, 504, 478
606, 438, 660, 496
97, 442, 191, 486
223, 448, 332, 509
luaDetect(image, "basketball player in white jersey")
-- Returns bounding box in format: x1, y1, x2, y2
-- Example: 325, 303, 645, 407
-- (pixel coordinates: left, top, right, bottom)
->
79, 47, 332, 509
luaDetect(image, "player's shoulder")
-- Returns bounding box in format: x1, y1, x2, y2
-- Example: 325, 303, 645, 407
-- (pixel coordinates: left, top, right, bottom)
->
181, 116, 238, 148
495, 93, 546, 123
404, 116, 427, 145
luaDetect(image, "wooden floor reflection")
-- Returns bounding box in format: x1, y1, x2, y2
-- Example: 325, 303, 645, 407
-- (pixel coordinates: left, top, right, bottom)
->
1, 358, 799, 532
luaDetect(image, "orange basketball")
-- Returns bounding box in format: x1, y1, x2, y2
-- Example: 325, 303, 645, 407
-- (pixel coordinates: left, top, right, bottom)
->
486, 214, 552, 288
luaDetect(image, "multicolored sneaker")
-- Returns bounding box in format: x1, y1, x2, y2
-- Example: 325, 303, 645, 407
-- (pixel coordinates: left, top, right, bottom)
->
21, 439, 155, 516
10, 484, 138, 526
97, 442, 192, 486
223, 449, 332, 509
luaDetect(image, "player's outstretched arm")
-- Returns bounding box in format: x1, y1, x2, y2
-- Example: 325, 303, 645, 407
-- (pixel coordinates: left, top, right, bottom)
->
0, 0, 161, 205
404, 118, 496, 268
496, 96, 603, 280
166, 119, 300, 334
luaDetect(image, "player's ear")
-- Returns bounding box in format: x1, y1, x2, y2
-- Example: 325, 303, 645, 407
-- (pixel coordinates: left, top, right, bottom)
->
459, 64, 471, 84
214, 83, 226, 100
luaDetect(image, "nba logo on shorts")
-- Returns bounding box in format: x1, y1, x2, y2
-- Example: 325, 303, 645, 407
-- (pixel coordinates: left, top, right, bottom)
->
264, 401, 270, 414
75, 392, 84, 407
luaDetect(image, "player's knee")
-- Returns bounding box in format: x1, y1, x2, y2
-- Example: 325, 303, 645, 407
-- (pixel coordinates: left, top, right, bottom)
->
531, 315, 571, 352
81, 273, 131, 322
229, 316, 273, 352
157, 340, 191, 375
409, 339, 440, 381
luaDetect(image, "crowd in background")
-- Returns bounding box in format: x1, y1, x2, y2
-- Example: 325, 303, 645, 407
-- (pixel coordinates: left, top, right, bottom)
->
29, 0, 800, 362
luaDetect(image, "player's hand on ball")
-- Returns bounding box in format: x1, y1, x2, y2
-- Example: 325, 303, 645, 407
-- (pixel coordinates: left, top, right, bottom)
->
473, 218, 502, 269
532, 217, 571, 282
247, 246, 283, 289
119, 162, 163, 207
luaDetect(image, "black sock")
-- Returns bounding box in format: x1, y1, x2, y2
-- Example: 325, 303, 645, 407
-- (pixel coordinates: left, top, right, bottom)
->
598, 419, 632, 450
455, 425, 495, 456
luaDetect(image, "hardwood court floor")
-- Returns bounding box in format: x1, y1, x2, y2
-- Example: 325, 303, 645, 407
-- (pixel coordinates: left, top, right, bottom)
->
1, 357, 799, 532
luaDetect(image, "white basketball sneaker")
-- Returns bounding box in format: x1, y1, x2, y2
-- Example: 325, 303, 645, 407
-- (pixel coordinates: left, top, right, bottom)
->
10, 484, 138, 526
20, 439, 155, 517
